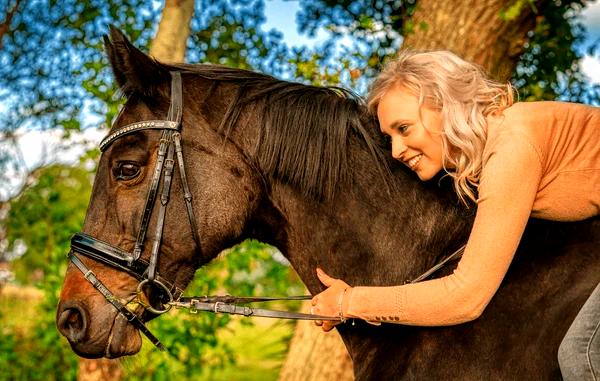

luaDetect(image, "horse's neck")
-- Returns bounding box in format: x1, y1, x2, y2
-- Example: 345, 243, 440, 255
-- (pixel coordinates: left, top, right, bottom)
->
254, 147, 473, 294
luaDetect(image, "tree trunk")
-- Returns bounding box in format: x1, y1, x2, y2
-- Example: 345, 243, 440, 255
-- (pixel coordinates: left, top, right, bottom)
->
401, 0, 546, 81
149, 0, 195, 63
278, 302, 353, 381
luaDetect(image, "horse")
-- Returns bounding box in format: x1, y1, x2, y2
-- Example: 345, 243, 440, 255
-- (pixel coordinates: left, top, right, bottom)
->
57, 27, 600, 379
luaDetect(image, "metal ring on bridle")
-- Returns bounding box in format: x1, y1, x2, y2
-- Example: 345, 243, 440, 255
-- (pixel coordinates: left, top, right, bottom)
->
136, 279, 173, 315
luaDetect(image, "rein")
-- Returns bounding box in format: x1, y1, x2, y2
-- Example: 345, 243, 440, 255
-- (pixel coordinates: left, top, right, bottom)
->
69, 71, 466, 352
167, 243, 465, 319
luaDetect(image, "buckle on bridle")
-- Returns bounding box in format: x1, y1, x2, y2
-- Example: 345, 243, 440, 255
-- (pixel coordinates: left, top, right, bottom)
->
214, 301, 223, 313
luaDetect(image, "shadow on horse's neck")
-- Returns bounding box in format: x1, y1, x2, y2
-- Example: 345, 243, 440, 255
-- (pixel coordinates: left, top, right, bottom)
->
251, 145, 474, 295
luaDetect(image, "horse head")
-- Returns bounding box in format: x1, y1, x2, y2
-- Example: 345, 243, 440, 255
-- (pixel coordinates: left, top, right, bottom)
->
56, 27, 265, 358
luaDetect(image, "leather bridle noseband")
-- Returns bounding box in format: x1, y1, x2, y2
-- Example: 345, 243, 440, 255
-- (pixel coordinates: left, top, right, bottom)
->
67, 71, 466, 352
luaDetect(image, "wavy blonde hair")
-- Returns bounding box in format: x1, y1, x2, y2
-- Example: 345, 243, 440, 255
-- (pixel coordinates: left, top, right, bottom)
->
367, 50, 515, 205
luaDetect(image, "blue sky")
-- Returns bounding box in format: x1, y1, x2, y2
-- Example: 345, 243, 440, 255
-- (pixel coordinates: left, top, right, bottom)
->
581, 0, 600, 46
579, 1, 600, 82
263, 0, 328, 46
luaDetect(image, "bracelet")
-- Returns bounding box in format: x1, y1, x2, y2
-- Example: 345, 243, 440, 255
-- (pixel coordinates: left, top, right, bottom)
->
338, 287, 349, 323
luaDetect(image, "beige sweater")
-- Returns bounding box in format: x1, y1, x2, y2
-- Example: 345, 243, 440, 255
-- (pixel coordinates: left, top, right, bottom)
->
345, 102, 600, 326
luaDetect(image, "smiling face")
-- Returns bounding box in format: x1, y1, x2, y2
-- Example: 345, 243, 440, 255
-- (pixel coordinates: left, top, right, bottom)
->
377, 84, 445, 181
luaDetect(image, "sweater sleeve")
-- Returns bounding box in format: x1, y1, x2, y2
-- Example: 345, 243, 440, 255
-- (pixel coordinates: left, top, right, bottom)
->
345, 133, 543, 326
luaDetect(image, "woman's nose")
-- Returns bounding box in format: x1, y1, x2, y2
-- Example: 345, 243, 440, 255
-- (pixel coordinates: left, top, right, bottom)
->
391, 138, 408, 160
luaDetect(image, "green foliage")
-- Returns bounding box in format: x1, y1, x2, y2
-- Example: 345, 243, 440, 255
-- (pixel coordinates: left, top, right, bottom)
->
0, 290, 80, 381
0, 0, 160, 132
1, 159, 94, 380
205, 320, 294, 381
513, 0, 600, 104
5, 160, 95, 283
189, 0, 289, 74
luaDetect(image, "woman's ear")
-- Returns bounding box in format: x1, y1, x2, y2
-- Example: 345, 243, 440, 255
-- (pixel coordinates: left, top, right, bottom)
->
103, 25, 170, 99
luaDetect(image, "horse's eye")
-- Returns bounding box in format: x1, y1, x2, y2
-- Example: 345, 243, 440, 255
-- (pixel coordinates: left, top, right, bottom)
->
113, 162, 141, 181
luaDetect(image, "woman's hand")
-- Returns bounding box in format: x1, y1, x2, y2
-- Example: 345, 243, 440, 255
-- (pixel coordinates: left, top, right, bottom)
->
311, 268, 352, 332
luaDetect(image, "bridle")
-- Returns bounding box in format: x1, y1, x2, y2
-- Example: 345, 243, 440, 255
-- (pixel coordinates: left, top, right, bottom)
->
68, 71, 198, 350
67, 71, 466, 352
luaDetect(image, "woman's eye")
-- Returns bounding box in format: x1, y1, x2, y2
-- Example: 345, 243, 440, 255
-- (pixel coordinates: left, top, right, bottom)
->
398, 124, 409, 134
114, 162, 141, 181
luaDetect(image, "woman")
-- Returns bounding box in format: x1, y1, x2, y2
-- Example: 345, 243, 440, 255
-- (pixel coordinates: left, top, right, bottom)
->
310, 50, 600, 380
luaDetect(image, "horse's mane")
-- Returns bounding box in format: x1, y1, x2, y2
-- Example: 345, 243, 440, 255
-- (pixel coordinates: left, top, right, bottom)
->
161, 63, 393, 201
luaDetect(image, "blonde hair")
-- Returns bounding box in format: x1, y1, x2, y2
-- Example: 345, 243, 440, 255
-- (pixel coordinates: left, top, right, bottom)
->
367, 50, 515, 205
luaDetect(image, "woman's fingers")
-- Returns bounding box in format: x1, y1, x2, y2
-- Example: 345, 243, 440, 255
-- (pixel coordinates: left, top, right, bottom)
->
322, 322, 336, 332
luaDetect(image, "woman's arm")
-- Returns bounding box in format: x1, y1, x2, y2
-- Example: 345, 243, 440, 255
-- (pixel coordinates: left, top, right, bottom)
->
314, 133, 544, 328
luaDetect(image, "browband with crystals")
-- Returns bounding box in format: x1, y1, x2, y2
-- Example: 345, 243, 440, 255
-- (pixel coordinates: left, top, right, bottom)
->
99, 120, 180, 152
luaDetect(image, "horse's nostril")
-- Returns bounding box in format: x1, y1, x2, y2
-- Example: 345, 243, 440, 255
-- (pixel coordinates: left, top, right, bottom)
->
57, 305, 88, 343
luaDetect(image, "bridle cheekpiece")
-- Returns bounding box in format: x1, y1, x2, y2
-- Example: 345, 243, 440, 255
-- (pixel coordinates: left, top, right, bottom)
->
68, 71, 199, 350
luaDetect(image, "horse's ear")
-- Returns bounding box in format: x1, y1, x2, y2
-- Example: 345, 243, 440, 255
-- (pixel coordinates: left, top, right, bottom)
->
103, 25, 170, 98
